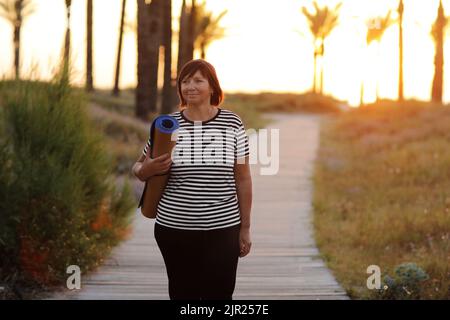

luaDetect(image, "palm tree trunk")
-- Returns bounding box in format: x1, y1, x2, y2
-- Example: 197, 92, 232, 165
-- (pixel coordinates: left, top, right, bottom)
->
361, 45, 368, 106
136, 0, 161, 120
161, 0, 174, 114
148, 0, 161, 113
64, 27, 70, 66
319, 42, 324, 95
432, 0, 445, 104
398, 0, 404, 102
113, 0, 126, 97
186, 0, 195, 61
13, 23, 20, 79
320, 58, 324, 95
63, 0, 72, 81
13, 0, 24, 79
313, 50, 317, 94
360, 80, 364, 106
177, 0, 187, 76
375, 81, 380, 103
177, 0, 196, 75
86, 0, 94, 92
200, 44, 205, 59
376, 41, 380, 103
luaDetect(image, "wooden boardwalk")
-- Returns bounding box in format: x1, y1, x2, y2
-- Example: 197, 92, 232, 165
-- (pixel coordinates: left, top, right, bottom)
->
50, 113, 348, 300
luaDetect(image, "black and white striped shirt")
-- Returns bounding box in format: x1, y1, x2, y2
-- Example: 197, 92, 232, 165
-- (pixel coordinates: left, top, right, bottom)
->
142, 108, 250, 230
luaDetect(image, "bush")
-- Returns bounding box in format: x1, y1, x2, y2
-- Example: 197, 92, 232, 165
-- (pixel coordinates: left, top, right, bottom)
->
0, 77, 135, 297
375, 263, 430, 299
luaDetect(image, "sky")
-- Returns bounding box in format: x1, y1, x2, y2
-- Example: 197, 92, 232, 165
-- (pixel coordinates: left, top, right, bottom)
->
0, 0, 449, 106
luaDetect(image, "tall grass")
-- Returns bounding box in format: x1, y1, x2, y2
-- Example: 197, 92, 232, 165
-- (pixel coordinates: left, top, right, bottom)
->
0, 77, 135, 298
313, 103, 450, 299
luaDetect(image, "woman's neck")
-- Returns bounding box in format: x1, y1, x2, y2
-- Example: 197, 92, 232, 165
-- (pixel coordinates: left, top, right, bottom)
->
183, 104, 218, 122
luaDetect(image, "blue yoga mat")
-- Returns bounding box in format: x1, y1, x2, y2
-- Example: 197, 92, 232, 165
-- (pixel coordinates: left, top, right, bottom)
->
139, 114, 179, 218
149, 115, 179, 158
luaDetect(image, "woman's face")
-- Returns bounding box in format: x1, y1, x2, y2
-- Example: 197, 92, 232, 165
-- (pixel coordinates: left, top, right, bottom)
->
181, 70, 213, 105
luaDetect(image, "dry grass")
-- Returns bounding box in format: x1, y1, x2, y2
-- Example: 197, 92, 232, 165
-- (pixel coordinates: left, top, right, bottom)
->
226, 91, 344, 114
87, 89, 344, 131
313, 103, 450, 299
86, 102, 150, 176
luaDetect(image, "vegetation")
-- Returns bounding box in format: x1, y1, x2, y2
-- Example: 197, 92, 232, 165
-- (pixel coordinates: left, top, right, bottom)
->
0, 78, 135, 299
88, 88, 342, 132
378, 262, 430, 299
313, 101, 450, 299
1, 0, 449, 301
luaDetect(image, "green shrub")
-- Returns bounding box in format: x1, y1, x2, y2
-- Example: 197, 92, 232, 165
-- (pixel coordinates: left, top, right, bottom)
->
0, 77, 135, 296
375, 263, 430, 299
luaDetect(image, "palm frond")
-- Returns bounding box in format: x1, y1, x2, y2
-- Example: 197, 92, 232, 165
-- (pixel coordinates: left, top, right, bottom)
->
431, 1, 450, 41
0, 0, 15, 22
21, 0, 36, 18
301, 1, 342, 39
366, 10, 395, 44
0, 0, 36, 24
193, 2, 227, 51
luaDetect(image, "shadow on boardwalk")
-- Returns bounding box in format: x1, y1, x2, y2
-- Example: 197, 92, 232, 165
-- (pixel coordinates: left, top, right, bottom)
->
51, 113, 349, 300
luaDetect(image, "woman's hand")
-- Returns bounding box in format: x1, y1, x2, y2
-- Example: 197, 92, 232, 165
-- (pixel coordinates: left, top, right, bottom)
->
239, 226, 252, 258
136, 152, 172, 181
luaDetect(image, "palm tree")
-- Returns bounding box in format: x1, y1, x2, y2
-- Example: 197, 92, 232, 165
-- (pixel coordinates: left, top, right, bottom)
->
365, 11, 395, 103
398, 0, 404, 102
301, 1, 342, 95
161, 0, 174, 114
186, 0, 195, 60
194, 1, 227, 59
112, 0, 126, 96
431, 0, 448, 104
177, 0, 187, 75
86, 0, 94, 92
63, 0, 72, 81
177, 0, 196, 76
136, 0, 161, 120
0, 0, 35, 79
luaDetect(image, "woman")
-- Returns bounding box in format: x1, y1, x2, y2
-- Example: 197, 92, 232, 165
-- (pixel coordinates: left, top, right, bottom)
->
132, 59, 252, 300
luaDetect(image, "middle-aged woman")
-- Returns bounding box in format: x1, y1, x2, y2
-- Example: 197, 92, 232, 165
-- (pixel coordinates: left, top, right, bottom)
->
132, 59, 253, 300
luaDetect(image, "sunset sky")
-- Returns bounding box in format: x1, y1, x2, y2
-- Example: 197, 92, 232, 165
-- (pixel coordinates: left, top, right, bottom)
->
0, 0, 449, 106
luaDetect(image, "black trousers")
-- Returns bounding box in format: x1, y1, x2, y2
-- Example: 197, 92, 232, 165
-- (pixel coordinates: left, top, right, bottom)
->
154, 222, 241, 300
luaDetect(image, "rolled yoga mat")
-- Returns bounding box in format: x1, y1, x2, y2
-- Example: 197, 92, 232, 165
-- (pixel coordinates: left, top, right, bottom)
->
138, 115, 179, 218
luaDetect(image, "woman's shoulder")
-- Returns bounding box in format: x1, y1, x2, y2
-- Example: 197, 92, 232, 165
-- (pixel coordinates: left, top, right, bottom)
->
218, 108, 244, 126
168, 110, 182, 118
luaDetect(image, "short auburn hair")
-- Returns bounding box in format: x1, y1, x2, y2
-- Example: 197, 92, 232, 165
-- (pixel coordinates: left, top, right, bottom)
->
177, 59, 224, 109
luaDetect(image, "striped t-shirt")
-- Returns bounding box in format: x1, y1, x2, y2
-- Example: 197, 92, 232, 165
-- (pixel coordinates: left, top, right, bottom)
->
142, 108, 250, 230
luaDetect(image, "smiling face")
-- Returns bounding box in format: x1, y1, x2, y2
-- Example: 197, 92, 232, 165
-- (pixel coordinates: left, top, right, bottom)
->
180, 70, 213, 106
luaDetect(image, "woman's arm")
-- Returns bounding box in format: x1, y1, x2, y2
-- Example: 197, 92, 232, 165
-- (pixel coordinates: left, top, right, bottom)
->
234, 157, 252, 257
132, 154, 146, 180
132, 150, 173, 182
234, 158, 252, 228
